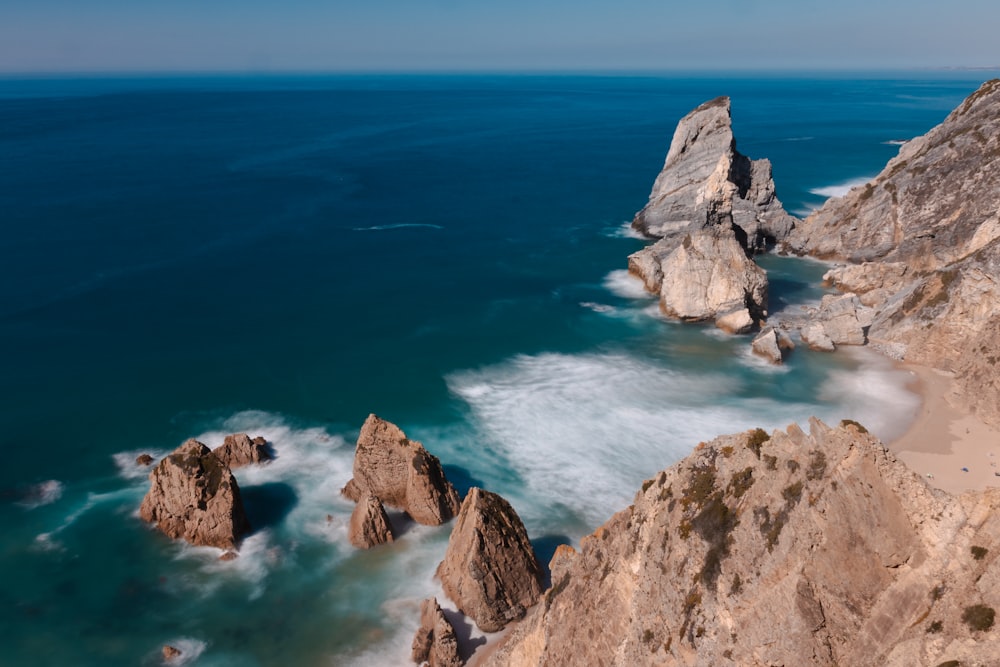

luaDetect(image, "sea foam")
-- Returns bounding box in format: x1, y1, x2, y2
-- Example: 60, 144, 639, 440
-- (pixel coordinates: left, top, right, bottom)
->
18, 479, 63, 509
603, 269, 654, 300
809, 176, 875, 199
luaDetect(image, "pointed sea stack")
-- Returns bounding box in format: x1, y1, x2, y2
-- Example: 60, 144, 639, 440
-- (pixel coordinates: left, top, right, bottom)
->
436, 487, 543, 633
341, 414, 461, 526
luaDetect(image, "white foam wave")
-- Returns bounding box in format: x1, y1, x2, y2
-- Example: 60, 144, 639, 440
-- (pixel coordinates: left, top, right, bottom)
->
447, 352, 818, 528
604, 222, 647, 240
579, 301, 616, 314
603, 269, 654, 300
113, 449, 170, 481
34, 488, 137, 549
883, 139, 908, 146
819, 348, 920, 442
18, 479, 63, 509
809, 177, 875, 199
782, 136, 814, 142
352, 223, 444, 232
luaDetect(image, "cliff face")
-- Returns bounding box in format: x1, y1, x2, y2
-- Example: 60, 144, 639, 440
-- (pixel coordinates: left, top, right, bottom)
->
486, 421, 1000, 666
785, 79, 1000, 426
629, 96, 796, 332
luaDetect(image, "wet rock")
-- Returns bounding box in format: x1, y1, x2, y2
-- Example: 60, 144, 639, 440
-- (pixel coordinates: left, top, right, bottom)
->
752, 326, 794, 363
139, 439, 251, 550
411, 597, 462, 667
136, 454, 155, 466
162, 645, 182, 662
348, 493, 395, 549
342, 414, 461, 526
437, 488, 543, 633
211, 433, 271, 469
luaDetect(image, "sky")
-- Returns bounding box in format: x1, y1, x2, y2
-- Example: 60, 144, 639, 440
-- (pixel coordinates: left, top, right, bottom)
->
2, 0, 999, 73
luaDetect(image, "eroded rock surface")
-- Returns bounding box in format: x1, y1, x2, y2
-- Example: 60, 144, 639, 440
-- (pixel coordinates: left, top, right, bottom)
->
785, 79, 1000, 426
342, 414, 461, 526
348, 492, 395, 549
486, 421, 1000, 666
139, 439, 251, 549
411, 597, 462, 667
437, 487, 543, 633
628, 96, 796, 331
212, 433, 271, 469
751, 325, 794, 363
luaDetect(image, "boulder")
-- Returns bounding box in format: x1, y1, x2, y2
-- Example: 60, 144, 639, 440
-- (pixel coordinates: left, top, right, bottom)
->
162, 645, 182, 662
436, 487, 543, 633
212, 433, 271, 469
139, 439, 251, 550
136, 454, 154, 466
342, 415, 461, 526
348, 493, 395, 549
411, 597, 462, 667
752, 326, 794, 363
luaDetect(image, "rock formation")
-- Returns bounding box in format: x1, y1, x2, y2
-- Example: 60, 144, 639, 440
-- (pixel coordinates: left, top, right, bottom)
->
411, 597, 462, 667
485, 421, 1000, 666
139, 439, 251, 550
348, 492, 395, 549
211, 433, 271, 469
798, 293, 875, 351
162, 645, 182, 662
342, 414, 461, 526
628, 96, 797, 332
437, 487, 543, 633
751, 325, 794, 363
135, 453, 154, 466
784, 78, 1000, 425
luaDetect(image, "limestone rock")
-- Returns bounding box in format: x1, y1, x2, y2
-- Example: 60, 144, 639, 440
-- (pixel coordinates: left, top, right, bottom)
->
211, 433, 271, 469
436, 487, 543, 633
658, 226, 768, 329
411, 597, 462, 667
162, 645, 182, 662
633, 96, 796, 249
752, 326, 794, 363
801, 322, 836, 351
342, 414, 461, 526
139, 439, 251, 550
348, 493, 395, 549
136, 454, 154, 466
785, 79, 1000, 426
486, 420, 1000, 666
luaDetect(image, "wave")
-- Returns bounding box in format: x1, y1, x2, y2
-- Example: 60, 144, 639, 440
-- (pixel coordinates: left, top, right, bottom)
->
882, 139, 908, 146
603, 269, 654, 300
579, 301, 616, 314
17, 479, 63, 509
809, 177, 875, 199
352, 223, 444, 232
604, 222, 647, 240
152, 638, 207, 665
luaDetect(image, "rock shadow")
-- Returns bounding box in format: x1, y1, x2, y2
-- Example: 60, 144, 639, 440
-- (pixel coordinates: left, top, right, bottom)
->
240, 482, 298, 530
530, 534, 573, 588
386, 509, 417, 539
441, 606, 487, 661
442, 464, 485, 499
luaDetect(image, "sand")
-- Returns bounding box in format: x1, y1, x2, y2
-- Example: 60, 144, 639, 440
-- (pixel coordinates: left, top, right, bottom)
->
890, 363, 1000, 494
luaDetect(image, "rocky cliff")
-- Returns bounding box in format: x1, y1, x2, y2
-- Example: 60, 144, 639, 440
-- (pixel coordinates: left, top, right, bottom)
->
784, 79, 1000, 426
485, 421, 1000, 666
629, 97, 796, 332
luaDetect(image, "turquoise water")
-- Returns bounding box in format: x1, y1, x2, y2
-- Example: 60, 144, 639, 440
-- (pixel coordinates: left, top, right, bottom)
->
0, 72, 992, 665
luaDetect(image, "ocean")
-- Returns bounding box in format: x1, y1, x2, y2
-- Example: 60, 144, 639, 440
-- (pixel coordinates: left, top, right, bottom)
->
0, 71, 992, 666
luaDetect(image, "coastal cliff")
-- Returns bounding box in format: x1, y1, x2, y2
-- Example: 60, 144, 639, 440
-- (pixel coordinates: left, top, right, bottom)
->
785, 79, 1000, 426
485, 421, 1000, 666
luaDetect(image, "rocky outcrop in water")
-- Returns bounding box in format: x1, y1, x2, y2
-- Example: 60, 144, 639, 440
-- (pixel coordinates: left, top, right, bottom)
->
139, 439, 251, 550
486, 421, 1000, 666
348, 492, 395, 549
628, 96, 796, 332
342, 414, 461, 526
411, 597, 462, 667
751, 325, 794, 363
784, 79, 1000, 425
437, 487, 543, 633
211, 433, 271, 469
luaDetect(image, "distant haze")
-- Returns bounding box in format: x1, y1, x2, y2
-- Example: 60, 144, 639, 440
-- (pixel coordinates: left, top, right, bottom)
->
2, 0, 999, 73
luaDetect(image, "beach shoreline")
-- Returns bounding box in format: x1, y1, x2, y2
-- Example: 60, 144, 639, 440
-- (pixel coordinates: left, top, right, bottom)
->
889, 362, 1000, 494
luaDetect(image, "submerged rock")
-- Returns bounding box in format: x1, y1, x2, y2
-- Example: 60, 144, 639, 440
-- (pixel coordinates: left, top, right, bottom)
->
411, 597, 462, 667
139, 439, 251, 550
437, 487, 543, 633
342, 414, 461, 526
162, 645, 182, 662
136, 454, 154, 466
211, 433, 271, 469
348, 493, 395, 549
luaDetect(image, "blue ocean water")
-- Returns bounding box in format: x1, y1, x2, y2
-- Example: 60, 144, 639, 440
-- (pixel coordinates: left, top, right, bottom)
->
0, 72, 992, 665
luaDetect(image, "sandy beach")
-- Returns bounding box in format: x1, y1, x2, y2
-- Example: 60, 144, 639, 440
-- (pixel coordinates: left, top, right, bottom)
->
890, 363, 1000, 494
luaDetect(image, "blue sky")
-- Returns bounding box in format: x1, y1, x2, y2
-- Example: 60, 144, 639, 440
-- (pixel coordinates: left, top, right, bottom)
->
2, 0, 998, 73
